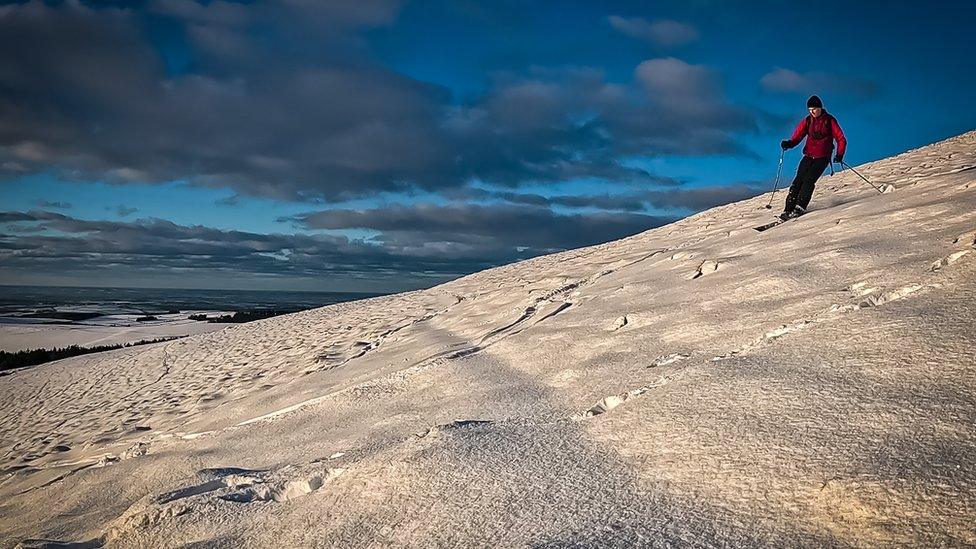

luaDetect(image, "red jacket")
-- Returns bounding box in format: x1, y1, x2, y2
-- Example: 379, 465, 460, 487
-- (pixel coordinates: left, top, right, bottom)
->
785, 112, 847, 159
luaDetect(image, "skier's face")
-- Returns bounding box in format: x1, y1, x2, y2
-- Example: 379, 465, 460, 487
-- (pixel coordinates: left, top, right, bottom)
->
809, 107, 823, 117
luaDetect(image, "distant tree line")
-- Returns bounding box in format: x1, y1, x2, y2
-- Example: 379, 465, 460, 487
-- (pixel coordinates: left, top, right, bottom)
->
189, 310, 298, 323
0, 337, 182, 372
19, 311, 102, 322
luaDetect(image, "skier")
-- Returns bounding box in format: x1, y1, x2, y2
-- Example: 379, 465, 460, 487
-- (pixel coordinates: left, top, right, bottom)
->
779, 95, 847, 220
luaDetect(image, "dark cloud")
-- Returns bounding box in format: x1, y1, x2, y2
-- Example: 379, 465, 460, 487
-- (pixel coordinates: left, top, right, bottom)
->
0, 209, 488, 287
760, 68, 881, 98
35, 200, 72, 209
1, 204, 671, 286
442, 62, 758, 189
215, 195, 240, 206
444, 183, 762, 212
148, 0, 251, 27
641, 184, 762, 210
292, 204, 673, 255
0, 2, 766, 289
485, 189, 649, 212
607, 16, 699, 47
286, 202, 672, 252
1, 1, 759, 202
0, 212, 38, 222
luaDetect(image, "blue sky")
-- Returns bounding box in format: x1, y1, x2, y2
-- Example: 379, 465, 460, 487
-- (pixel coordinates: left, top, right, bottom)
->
1, 0, 974, 291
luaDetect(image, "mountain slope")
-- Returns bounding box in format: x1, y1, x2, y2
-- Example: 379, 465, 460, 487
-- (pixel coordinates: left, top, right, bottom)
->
2, 131, 975, 548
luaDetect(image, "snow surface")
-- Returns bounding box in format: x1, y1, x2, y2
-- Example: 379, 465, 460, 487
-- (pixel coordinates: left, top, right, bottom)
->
2, 131, 975, 548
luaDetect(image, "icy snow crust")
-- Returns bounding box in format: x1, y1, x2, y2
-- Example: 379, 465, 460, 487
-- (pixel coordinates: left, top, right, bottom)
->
2, 132, 976, 547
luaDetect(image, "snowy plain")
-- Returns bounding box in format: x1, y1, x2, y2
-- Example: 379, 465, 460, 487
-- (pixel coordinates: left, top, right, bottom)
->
0, 313, 233, 353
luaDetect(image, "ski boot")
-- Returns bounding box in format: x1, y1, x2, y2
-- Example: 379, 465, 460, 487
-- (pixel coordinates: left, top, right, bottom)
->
788, 205, 806, 219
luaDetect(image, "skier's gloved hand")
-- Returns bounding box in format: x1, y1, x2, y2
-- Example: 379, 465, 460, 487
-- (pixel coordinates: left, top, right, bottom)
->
833, 154, 844, 163
780, 140, 791, 150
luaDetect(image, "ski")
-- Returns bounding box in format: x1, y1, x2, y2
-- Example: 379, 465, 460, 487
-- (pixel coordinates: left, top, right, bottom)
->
754, 219, 786, 232
755, 210, 807, 232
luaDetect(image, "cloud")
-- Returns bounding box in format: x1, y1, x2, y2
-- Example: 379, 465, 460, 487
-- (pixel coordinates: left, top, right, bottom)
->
148, 0, 250, 27
640, 184, 761, 210
115, 205, 138, 217
0, 212, 38, 222
0, 210, 485, 287
760, 68, 881, 98
628, 58, 757, 154
445, 183, 762, 212
0, 1, 757, 203
461, 189, 650, 212
607, 16, 699, 47
36, 200, 72, 209
286, 203, 673, 253
215, 195, 240, 207
635, 57, 719, 112
0, 204, 672, 287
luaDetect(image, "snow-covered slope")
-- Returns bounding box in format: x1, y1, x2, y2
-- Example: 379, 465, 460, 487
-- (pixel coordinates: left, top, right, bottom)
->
2, 131, 975, 548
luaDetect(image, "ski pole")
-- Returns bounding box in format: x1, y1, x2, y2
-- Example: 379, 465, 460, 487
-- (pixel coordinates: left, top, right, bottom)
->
839, 161, 884, 194
764, 149, 786, 209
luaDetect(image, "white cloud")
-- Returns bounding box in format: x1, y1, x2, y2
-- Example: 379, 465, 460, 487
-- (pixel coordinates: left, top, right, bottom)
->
608, 16, 699, 47
760, 68, 880, 97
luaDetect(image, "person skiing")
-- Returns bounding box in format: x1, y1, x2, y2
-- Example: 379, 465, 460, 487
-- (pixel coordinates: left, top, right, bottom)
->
779, 95, 847, 220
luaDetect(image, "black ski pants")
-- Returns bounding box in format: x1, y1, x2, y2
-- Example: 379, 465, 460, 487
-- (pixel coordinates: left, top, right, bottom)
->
784, 155, 830, 213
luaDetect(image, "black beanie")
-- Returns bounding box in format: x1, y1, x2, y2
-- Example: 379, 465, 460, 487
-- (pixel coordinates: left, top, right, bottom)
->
807, 95, 823, 108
